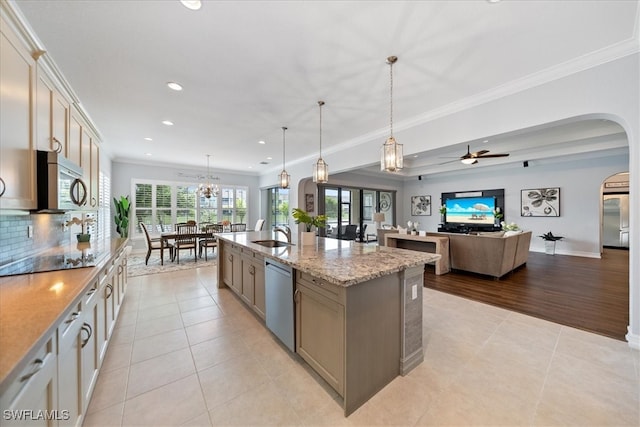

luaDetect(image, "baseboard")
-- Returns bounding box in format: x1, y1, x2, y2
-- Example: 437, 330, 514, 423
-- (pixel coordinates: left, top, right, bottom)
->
625, 326, 640, 350
529, 248, 601, 258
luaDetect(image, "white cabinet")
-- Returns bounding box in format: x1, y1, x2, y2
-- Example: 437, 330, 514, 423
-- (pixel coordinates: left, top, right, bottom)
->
36, 71, 70, 153
0, 16, 36, 210
0, 333, 58, 427
57, 304, 83, 427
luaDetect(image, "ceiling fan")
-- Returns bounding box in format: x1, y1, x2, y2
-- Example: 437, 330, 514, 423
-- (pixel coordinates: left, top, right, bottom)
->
442, 144, 510, 165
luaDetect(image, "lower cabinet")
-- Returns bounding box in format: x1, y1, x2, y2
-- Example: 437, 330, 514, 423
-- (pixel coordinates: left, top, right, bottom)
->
295, 273, 345, 396
0, 248, 128, 426
220, 241, 266, 320
0, 333, 58, 426
57, 304, 83, 426
241, 253, 265, 320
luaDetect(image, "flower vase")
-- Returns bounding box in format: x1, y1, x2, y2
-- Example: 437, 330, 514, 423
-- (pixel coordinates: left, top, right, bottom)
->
301, 231, 316, 246
544, 241, 556, 255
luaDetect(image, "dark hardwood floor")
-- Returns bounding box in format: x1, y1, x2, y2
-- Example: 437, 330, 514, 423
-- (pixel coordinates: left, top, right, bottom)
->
424, 248, 629, 340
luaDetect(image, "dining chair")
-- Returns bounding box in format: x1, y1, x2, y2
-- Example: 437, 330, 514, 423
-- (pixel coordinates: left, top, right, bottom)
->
254, 219, 265, 231
174, 223, 198, 264
341, 224, 358, 240
140, 222, 174, 265
199, 223, 223, 260
230, 223, 246, 232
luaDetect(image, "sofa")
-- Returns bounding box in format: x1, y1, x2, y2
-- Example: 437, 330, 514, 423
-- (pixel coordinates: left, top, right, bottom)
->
429, 231, 532, 279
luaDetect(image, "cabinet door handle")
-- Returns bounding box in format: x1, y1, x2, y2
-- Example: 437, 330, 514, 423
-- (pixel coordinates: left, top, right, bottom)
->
81, 323, 93, 348
19, 358, 43, 382
0, 177, 5, 197
52, 137, 63, 153
249, 265, 255, 275
105, 283, 113, 299
86, 287, 97, 296
70, 178, 88, 206
91, 196, 97, 207
64, 312, 80, 324
294, 288, 300, 303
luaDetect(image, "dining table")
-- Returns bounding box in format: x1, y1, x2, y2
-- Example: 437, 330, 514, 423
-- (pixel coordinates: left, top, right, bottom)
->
159, 230, 216, 265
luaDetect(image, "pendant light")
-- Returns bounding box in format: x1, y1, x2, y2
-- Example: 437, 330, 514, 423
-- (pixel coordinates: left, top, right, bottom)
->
279, 127, 290, 189
381, 55, 403, 172
198, 154, 219, 198
313, 100, 329, 183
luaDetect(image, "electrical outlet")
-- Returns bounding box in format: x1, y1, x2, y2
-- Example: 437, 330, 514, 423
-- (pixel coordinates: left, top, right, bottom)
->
411, 284, 417, 300
27, 225, 33, 238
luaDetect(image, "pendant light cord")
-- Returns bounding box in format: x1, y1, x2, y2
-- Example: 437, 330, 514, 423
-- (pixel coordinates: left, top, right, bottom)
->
282, 126, 287, 170
318, 101, 323, 157
389, 60, 394, 138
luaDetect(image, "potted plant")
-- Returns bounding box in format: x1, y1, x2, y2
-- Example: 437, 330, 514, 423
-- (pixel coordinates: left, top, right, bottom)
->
66, 215, 95, 242
539, 231, 563, 255
292, 208, 327, 245
113, 195, 130, 238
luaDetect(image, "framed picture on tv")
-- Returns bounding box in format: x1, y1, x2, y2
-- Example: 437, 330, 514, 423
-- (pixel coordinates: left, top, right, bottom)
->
411, 195, 431, 216
521, 188, 560, 217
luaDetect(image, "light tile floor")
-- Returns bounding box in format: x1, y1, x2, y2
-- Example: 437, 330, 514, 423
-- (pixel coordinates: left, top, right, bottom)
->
84, 266, 639, 426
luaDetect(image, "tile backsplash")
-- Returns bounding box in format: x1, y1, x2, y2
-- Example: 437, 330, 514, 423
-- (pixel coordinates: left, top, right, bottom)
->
0, 213, 71, 266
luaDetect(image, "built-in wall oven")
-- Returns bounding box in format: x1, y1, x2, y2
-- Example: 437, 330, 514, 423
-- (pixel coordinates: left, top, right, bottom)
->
36, 150, 87, 212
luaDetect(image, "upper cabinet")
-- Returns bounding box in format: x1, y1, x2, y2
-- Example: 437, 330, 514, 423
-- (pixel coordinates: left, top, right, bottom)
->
0, 10, 102, 211
0, 16, 37, 210
36, 71, 70, 153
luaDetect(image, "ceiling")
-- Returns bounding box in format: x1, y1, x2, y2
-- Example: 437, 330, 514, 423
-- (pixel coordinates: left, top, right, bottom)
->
13, 0, 638, 178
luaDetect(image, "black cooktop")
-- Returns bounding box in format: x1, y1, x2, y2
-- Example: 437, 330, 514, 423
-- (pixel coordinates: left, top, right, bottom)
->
0, 253, 99, 277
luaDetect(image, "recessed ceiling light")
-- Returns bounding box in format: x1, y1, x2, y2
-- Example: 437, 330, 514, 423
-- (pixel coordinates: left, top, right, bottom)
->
248, 166, 253, 169
144, 137, 153, 141
180, 0, 201, 10
413, 155, 418, 158
266, 157, 272, 160
167, 82, 183, 91
162, 120, 174, 126
483, 139, 489, 143
258, 140, 266, 145
487, 0, 501, 3
145, 152, 152, 156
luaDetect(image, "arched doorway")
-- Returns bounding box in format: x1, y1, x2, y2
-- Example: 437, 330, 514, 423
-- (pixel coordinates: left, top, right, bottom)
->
601, 172, 630, 250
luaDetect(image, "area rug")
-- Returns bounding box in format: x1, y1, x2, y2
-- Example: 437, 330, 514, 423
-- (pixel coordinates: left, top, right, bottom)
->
127, 254, 217, 277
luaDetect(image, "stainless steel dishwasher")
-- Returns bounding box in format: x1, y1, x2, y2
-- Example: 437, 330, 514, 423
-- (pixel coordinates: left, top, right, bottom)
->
264, 259, 295, 352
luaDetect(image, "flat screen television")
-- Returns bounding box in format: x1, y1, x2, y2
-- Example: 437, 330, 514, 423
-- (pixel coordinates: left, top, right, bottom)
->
445, 196, 497, 226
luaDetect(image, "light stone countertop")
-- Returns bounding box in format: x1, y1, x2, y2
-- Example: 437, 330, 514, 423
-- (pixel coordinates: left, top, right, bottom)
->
0, 238, 129, 394
216, 231, 440, 287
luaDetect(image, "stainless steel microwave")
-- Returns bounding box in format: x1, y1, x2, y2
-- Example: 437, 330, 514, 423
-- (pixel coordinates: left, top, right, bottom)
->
36, 150, 87, 212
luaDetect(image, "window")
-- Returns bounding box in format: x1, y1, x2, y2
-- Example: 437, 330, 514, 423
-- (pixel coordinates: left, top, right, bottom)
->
267, 187, 289, 228
131, 180, 248, 236
319, 185, 396, 240
98, 172, 110, 240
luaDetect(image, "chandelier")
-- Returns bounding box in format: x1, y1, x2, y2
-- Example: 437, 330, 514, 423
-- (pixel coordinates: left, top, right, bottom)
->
198, 154, 219, 198
279, 127, 290, 189
381, 55, 403, 172
313, 101, 329, 183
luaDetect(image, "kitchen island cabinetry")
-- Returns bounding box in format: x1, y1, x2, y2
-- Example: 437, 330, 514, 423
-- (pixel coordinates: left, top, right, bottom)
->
216, 232, 437, 416
241, 251, 266, 319
295, 273, 345, 395
0, 15, 37, 210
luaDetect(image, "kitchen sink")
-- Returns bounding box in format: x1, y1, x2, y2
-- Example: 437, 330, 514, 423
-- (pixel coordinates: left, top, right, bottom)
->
251, 239, 292, 248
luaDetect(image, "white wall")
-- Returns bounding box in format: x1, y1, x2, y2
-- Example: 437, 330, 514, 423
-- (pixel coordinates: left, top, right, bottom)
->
403, 152, 628, 257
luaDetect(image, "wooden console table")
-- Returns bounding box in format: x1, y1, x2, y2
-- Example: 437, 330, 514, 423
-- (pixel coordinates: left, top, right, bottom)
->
385, 234, 450, 275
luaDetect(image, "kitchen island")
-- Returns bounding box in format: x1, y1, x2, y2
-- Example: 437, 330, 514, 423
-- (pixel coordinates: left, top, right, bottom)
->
216, 231, 440, 416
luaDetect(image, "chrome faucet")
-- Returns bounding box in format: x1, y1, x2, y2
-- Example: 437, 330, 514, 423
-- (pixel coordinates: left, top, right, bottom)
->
273, 225, 291, 243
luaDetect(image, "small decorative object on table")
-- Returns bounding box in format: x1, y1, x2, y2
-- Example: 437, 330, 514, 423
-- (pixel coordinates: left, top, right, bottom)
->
539, 231, 563, 255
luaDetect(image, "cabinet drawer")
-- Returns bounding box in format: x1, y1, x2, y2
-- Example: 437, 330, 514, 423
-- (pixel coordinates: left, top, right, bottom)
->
57, 302, 83, 353
296, 271, 344, 303
0, 332, 56, 412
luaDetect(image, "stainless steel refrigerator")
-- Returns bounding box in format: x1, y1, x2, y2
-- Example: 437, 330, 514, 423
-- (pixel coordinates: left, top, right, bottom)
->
603, 194, 629, 248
